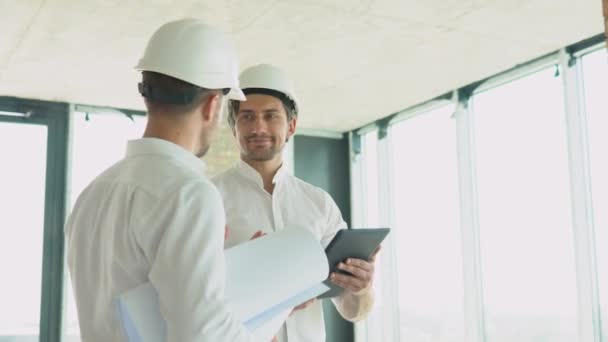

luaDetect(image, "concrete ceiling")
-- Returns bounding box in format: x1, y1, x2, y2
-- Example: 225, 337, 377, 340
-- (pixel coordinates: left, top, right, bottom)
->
0, 0, 603, 132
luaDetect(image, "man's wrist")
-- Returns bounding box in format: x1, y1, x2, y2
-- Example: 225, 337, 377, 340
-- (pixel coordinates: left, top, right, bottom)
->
351, 283, 372, 297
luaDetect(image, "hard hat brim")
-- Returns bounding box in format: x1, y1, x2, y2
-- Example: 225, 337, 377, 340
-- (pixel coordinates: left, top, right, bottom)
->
226, 87, 246, 101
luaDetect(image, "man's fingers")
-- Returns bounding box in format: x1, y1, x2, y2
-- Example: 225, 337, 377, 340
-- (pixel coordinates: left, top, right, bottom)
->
343, 258, 373, 272
250, 230, 265, 240
294, 298, 315, 310
331, 254, 378, 294
291, 298, 315, 316
330, 272, 366, 291
337, 262, 369, 280
331, 277, 366, 293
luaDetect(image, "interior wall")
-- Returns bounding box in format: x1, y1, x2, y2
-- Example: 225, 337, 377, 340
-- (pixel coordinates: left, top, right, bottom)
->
293, 134, 353, 342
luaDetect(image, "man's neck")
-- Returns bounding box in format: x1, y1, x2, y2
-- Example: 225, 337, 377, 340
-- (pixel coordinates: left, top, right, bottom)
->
143, 116, 197, 154
243, 156, 283, 194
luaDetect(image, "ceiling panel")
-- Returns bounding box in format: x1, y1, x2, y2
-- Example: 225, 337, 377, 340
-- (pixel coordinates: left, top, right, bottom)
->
0, 0, 603, 131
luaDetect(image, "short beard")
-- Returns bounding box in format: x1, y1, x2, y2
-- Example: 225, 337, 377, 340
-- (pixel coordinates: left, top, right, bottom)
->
243, 147, 281, 161
242, 135, 284, 161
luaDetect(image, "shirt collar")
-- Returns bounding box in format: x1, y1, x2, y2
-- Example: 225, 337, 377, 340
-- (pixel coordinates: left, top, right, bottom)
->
126, 138, 207, 175
235, 159, 288, 187
272, 163, 288, 184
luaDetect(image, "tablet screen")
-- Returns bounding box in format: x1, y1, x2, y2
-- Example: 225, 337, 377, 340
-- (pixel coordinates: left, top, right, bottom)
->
319, 228, 390, 298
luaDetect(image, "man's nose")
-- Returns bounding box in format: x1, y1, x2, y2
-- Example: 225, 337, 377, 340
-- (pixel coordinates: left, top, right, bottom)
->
252, 116, 268, 134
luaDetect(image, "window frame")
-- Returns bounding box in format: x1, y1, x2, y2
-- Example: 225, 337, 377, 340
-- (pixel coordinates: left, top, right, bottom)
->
352, 39, 607, 342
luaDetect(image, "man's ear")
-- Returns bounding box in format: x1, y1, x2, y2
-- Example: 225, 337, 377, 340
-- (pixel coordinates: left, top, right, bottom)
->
201, 93, 221, 124
287, 116, 297, 140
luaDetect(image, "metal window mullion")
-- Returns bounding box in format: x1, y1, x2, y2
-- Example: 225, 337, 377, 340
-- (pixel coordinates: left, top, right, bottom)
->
454, 93, 486, 342
349, 132, 367, 342
39, 109, 69, 342
388, 98, 452, 126
559, 49, 602, 342
376, 127, 401, 341
349, 132, 364, 229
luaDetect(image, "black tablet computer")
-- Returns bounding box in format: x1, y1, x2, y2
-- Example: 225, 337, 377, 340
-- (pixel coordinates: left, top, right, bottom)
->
318, 228, 390, 299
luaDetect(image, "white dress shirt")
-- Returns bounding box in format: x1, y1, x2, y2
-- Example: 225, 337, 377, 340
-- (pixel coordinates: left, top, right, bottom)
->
65, 138, 255, 342
213, 160, 373, 342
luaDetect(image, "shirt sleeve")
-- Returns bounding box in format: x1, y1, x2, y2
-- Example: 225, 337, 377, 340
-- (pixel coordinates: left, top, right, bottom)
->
333, 290, 375, 322
320, 192, 375, 322
320, 192, 347, 248
134, 179, 257, 342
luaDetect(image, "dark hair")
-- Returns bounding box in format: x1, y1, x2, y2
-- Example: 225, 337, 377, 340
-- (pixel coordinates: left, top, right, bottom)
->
227, 88, 297, 128
140, 71, 222, 114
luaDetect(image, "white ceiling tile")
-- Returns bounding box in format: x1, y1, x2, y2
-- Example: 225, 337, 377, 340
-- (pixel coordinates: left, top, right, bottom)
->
0, 0, 603, 132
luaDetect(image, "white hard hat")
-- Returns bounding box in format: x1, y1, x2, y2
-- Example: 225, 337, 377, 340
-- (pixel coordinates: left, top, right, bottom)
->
239, 64, 299, 114
135, 18, 245, 101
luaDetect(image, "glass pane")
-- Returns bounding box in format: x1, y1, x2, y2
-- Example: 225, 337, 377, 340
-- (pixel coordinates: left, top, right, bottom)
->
580, 48, 608, 336
390, 106, 465, 342
362, 132, 380, 227
359, 131, 387, 339
472, 67, 578, 342
68, 113, 147, 204
204, 126, 241, 178
64, 112, 146, 341
0, 122, 47, 341
63, 111, 255, 340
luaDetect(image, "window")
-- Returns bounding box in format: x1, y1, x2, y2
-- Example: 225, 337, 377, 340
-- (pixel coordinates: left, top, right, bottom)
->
361, 131, 380, 227
471, 67, 578, 342
203, 125, 241, 178
580, 48, 608, 337
0, 122, 48, 341
390, 105, 465, 342
356, 130, 391, 340
356, 47, 606, 342
63, 111, 242, 340
64, 112, 147, 341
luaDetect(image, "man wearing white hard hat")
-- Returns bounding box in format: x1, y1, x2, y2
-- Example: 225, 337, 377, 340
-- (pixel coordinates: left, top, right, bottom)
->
65, 19, 258, 341
213, 64, 377, 342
